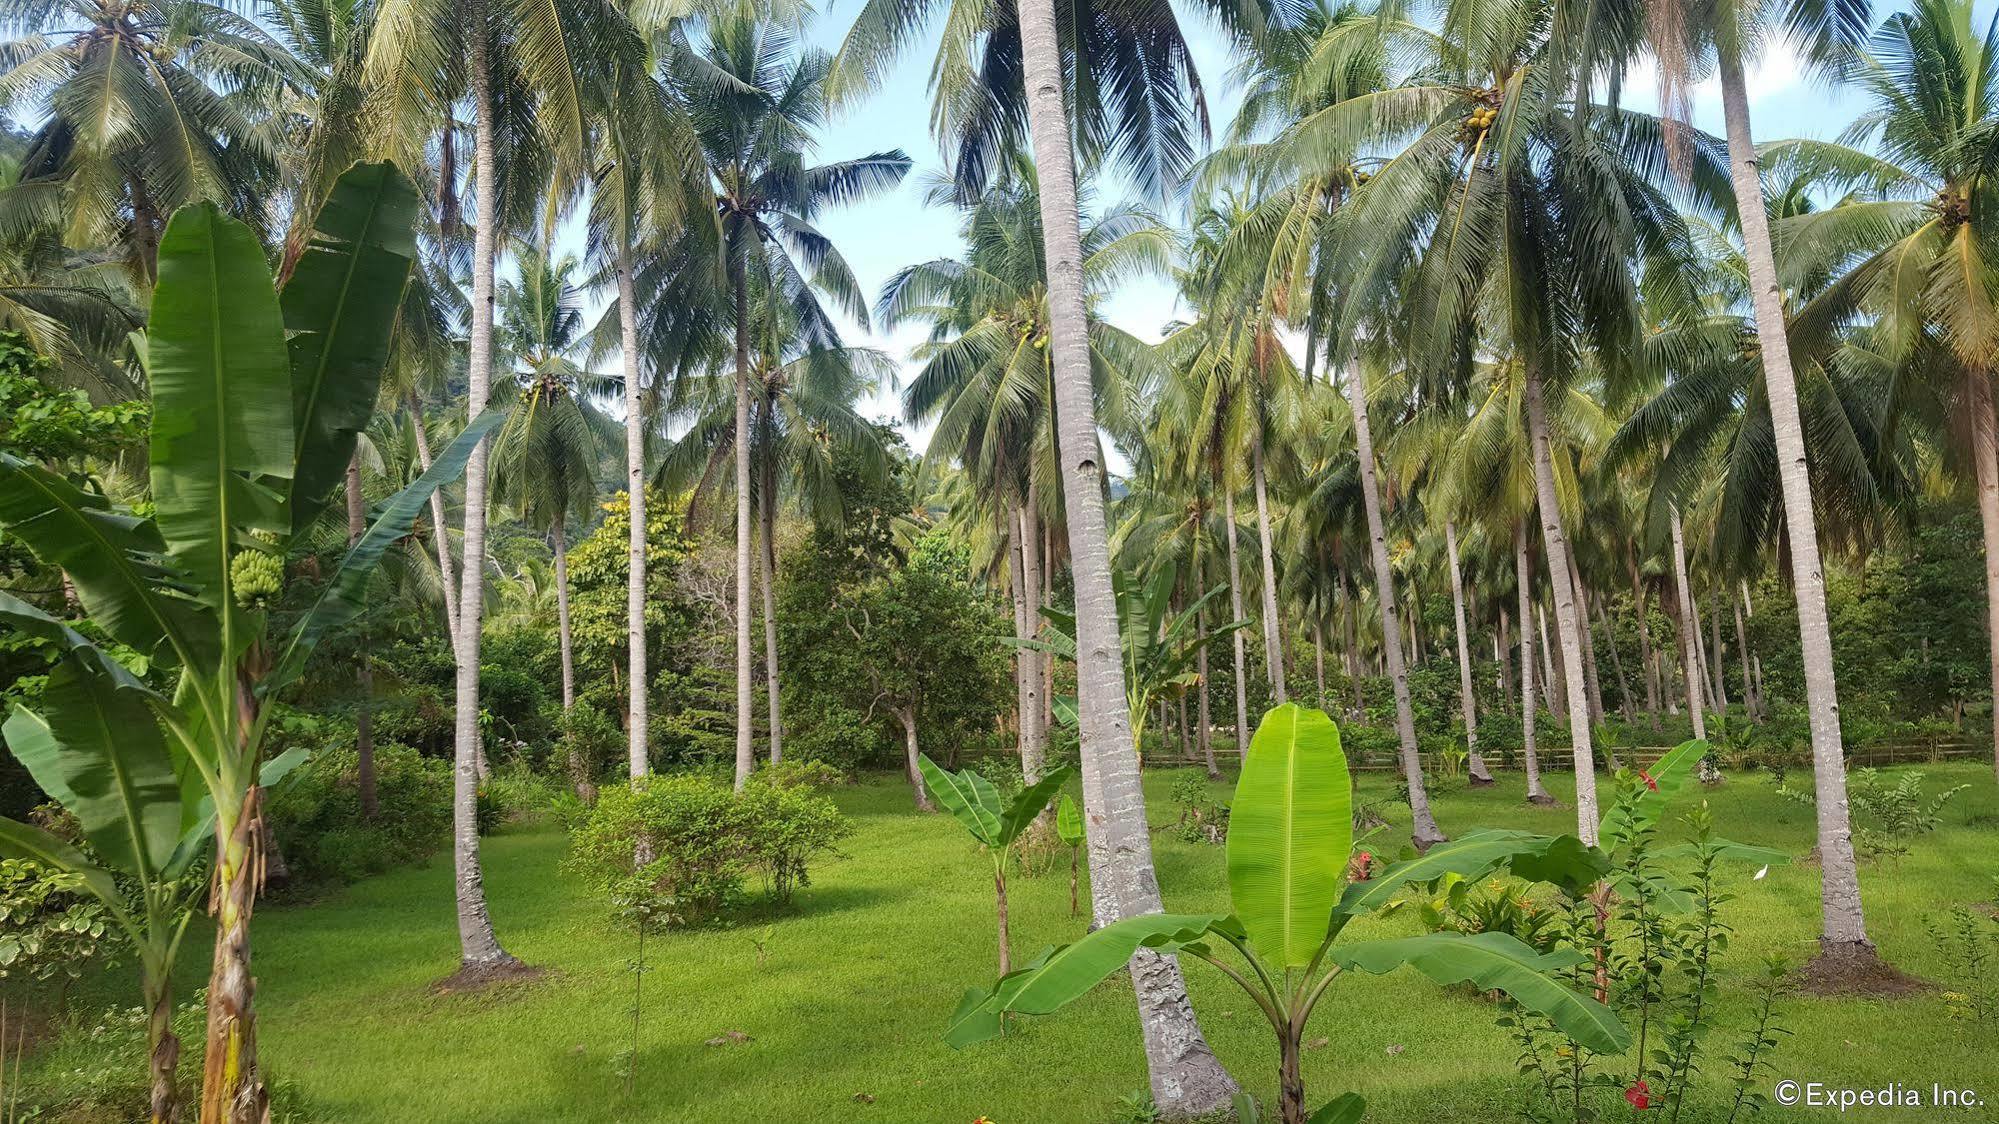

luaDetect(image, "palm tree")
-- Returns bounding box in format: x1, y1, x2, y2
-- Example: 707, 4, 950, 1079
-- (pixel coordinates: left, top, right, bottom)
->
832, 0, 1259, 1102
1767, 0, 1999, 786
887, 165, 1167, 784
1, 0, 305, 281
660, 268, 898, 766
490, 246, 616, 722
677, 16, 908, 789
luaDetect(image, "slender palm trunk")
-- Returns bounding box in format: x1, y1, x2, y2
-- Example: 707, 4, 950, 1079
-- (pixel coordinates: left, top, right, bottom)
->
1342, 576, 1364, 717
1733, 587, 1761, 723
1630, 561, 1662, 728
1014, 0, 1238, 1103
1668, 507, 1708, 742
1521, 363, 1598, 843
1250, 428, 1286, 701
761, 463, 784, 764
1195, 542, 1219, 778
1498, 609, 1516, 710
618, 239, 649, 779
450, 1, 518, 973
1018, 486, 1046, 781
1446, 522, 1492, 784
1515, 523, 1553, 804
346, 453, 377, 818
732, 265, 755, 791
1344, 366, 1445, 847
1314, 620, 1327, 711
1570, 554, 1606, 728
1708, 587, 1729, 722
554, 519, 576, 712
1962, 368, 1999, 778
1718, 44, 1870, 957
1537, 602, 1560, 717
1599, 602, 1637, 725
408, 395, 459, 640
1223, 487, 1252, 752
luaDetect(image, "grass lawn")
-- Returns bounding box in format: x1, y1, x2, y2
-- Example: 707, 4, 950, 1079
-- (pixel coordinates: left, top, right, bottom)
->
56, 761, 1999, 1122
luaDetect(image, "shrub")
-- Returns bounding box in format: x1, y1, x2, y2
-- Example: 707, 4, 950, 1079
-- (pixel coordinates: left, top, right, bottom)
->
267, 744, 452, 885
747, 758, 849, 792
481, 761, 568, 825
565, 774, 847, 924
0, 856, 118, 985
1776, 767, 1968, 861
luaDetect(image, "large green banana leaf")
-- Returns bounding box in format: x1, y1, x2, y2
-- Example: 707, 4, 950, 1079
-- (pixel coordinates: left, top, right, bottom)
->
0, 455, 213, 666
145, 202, 292, 618
1335, 931, 1629, 1054
283, 162, 421, 535
2, 658, 180, 877
1226, 703, 1350, 967
1055, 793, 1084, 847
996, 765, 1075, 847
265, 406, 508, 693
1337, 829, 1605, 916
917, 754, 1002, 845
945, 913, 1225, 1046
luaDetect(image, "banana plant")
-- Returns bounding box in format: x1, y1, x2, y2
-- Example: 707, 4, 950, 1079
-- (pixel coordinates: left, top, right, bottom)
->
0, 163, 497, 1124
918, 756, 1076, 976
1026, 559, 1246, 748
945, 704, 1629, 1124
1056, 794, 1085, 918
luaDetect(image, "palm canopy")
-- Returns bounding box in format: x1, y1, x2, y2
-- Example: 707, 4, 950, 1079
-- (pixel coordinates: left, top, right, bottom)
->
827, 0, 1292, 200
885, 161, 1170, 509
490, 245, 618, 533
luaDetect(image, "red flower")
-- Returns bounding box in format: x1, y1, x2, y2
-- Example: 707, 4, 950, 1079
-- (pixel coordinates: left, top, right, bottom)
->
1638, 770, 1659, 793
1625, 1082, 1652, 1110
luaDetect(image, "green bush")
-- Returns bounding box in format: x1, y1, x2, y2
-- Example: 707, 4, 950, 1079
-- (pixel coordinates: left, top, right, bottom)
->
0, 855, 117, 985
267, 744, 452, 885
482, 761, 568, 825
565, 773, 847, 924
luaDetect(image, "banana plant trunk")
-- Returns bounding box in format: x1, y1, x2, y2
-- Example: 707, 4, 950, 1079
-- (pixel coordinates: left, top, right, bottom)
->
1223, 487, 1251, 753
1278, 1029, 1306, 1124
201, 777, 265, 1124
1014, 0, 1240, 1105
1717, 41, 1871, 956
148, 974, 179, 1124
1445, 521, 1492, 783
1521, 360, 1599, 843
618, 238, 649, 779
993, 861, 1012, 977
450, 0, 519, 972
1250, 427, 1286, 701
733, 265, 756, 791
1344, 364, 1445, 847
1515, 522, 1554, 804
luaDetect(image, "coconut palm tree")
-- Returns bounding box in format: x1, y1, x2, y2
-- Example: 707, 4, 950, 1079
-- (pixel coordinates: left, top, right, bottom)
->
1765, 0, 1999, 787
490, 245, 616, 721
676, 15, 908, 789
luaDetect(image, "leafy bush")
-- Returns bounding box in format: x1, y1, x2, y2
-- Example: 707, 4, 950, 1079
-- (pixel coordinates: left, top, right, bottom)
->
1169, 771, 1228, 845
267, 744, 452, 885
481, 761, 568, 825
748, 758, 849, 792
566, 774, 848, 924
0, 856, 117, 984
1776, 767, 1968, 861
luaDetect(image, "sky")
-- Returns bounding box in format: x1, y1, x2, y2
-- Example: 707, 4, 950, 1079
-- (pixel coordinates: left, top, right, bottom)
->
787, 0, 1921, 446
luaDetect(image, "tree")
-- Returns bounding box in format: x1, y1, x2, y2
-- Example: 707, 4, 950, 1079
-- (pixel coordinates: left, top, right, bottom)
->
677, 16, 909, 789
918, 756, 1075, 974
0, 167, 485, 1124
490, 246, 616, 718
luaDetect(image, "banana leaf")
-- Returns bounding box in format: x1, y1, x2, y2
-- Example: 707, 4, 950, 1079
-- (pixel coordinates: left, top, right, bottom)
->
1226, 703, 1351, 967
1336, 931, 1629, 1054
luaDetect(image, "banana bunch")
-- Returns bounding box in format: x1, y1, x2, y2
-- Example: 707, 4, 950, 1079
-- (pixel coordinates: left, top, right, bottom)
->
230, 549, 284, 610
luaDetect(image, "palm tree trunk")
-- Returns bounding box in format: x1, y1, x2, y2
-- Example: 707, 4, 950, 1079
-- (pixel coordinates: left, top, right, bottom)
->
1515, 523, 1554, 804
1014, 0, 1239, 1104
449, 0, 518, 974
554, 518, 576, 712
1521, 362, 1599, 843
346, 453, 377, 819
1498, 609, 1516, 710
618, 238, 649, 779
1343, 366, 1445, 847
1314, 620, 1327, 711
1446, 523, 1492, 784
732, 263, 755, 792
1708, 587, 1729, 724
1018, 485, 1046, 782
1717, 43, 1870, 959
761, 465, 784, 765
407, 394, 459, 640
1733, 585, 1762, 723
1537, 602, 1560, 717
1599, 601, 1637, 726
1195, 542, 1218, 778
1250, 427, 1286, 701
1569, 553, 1606, 728
1668, 507, 1708, 742
1223, 487, 1252, 752
1342, 575, 1364, 718
1629, 560, 1662, 728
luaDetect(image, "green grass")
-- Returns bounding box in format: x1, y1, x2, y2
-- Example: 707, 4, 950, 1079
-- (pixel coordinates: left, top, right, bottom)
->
53, 763, 1999, 1122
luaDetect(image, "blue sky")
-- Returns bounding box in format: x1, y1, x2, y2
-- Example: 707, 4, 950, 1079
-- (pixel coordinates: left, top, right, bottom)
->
786, 0, 1937, 442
